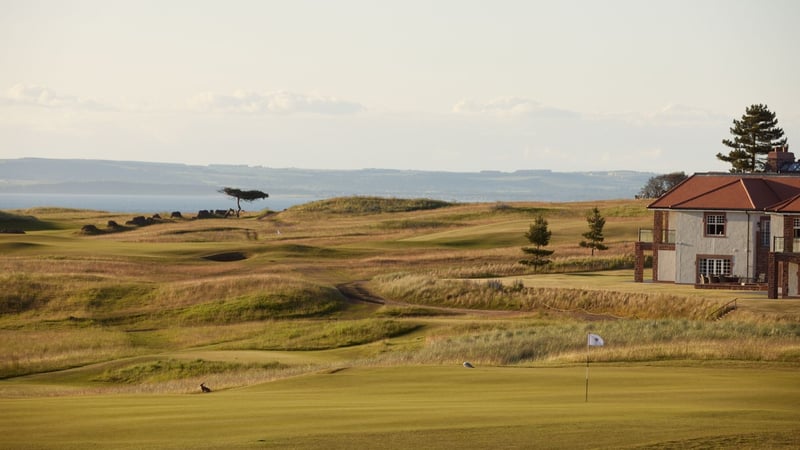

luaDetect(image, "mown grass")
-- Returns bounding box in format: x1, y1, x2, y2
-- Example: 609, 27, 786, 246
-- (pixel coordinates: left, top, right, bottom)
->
1, 365, 798, 449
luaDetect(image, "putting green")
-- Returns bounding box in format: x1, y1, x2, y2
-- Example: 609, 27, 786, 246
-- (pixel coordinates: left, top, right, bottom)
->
2, 364, 798, 449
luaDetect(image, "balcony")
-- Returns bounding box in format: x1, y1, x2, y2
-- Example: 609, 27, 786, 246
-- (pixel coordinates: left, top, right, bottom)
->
772, 236, 800, 253
638, 228, 676, 244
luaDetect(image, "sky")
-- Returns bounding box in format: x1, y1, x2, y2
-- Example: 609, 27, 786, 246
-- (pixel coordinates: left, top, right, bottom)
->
1, 0, 799, 174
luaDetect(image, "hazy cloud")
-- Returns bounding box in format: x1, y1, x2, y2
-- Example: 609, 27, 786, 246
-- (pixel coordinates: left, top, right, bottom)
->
2, 84, 112, 111
188, 90, 365, 115
594, 104, 728, 127
648, 104, 728, 126
452, 97, 576, 118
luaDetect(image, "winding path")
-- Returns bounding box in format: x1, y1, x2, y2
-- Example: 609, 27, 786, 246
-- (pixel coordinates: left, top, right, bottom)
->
335, 281, 535, 318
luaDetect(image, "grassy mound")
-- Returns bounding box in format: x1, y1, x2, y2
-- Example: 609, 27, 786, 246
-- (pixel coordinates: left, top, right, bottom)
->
289, 196, 454, 215
219, 319, 422, 351
93, 358, 287, 384
0, 211, 56, 232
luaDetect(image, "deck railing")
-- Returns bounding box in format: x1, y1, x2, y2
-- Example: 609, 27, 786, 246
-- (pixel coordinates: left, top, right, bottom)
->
638, 228, 675, 244
707, 299, 737, 321
772, 236, 800, 253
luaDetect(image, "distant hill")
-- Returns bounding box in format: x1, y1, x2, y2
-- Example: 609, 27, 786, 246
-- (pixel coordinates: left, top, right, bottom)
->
0, 158, 654, 202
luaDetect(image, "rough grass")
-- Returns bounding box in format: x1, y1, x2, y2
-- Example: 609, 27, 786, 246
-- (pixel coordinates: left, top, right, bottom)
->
216, 319, 422, 351
93, 358, 288, 384
0, 327, 136, 379
386, 319, 800, 366
371, 272, 723, 319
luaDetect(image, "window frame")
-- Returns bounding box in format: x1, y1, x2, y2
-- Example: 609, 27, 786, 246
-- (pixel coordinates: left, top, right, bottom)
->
697, 255, 733, 278
704, 212, 726, 237
760, 216, 771, 247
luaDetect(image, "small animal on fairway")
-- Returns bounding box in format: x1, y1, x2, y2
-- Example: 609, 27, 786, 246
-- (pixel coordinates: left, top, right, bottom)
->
200, 383, 212, 393
463, 362, 475, 368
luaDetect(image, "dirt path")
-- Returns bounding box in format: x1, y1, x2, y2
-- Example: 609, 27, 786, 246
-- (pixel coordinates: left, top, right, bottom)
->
335, 281, 536, 318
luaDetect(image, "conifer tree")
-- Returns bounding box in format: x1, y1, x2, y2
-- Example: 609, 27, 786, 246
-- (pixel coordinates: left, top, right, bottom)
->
520, 215, 554, 268
717, 104, 787, 173
579, 207, 608, 256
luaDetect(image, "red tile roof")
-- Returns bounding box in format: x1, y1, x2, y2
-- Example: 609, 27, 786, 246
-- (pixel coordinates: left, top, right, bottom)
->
648, 173, 800, 212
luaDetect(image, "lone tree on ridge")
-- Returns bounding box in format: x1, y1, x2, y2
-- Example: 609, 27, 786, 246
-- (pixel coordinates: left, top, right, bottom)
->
219, 187, 269, 217
579, 207, 608, 256
520, 215, 554, 269
717, 104, 787, 173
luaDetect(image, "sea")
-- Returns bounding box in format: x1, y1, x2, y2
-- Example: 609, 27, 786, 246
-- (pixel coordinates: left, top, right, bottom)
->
0, 193, 316, 214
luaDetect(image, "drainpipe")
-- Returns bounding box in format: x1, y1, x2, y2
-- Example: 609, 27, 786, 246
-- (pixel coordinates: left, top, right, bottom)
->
746, 212, 751, 279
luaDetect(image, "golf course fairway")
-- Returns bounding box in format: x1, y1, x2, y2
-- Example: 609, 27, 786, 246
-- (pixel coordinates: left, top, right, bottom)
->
2, 364, 798, 449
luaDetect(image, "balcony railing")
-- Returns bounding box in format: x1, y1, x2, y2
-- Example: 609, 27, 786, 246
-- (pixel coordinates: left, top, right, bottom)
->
772, 236, 800, 253
638, 228, 676, 244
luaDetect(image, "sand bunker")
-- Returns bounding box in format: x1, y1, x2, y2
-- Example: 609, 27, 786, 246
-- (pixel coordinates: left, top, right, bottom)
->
202, 252, 247, 262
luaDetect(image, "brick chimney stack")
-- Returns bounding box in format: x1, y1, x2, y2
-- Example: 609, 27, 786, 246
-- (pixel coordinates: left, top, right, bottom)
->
767, 145, 794, 172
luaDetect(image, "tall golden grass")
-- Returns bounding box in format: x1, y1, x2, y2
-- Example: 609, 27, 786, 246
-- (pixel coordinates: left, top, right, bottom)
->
371, 273, 722, 319
376, 319, 800, 366
0, 328, 135, 378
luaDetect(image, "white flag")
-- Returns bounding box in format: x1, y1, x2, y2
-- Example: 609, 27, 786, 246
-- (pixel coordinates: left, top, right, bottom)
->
588, 333, 604, 346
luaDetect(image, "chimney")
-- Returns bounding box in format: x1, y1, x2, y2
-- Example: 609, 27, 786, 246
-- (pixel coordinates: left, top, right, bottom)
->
767, 145, 794, 172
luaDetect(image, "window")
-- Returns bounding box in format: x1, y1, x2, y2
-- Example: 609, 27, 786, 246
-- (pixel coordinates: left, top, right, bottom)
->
705, 213, 726, 236
760, 217, 770, 247
698, 258, 731, 276
793, 218, 800, 239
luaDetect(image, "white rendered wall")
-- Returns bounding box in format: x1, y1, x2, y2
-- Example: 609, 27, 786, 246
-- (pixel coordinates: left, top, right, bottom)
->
673, 211, 755, 284
657, 249, 676, 282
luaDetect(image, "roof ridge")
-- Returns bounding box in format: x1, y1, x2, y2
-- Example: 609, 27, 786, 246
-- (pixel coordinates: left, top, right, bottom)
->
739, 178, 757, 209
666, 178, 742, 208
767, 192, 800, 211
758, 177, 783, 205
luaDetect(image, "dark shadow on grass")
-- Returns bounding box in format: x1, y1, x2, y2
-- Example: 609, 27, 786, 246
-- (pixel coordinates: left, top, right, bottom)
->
202, 252, 248, 262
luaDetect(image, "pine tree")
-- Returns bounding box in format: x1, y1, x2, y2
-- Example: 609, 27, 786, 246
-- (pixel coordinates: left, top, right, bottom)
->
520, 215, 554, 268
717, 104, 787, 173
579, 207, 608, 256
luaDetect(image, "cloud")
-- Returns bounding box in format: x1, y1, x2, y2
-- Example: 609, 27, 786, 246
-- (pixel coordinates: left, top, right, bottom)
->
593, 104, 728, 127
2, 84, 112, 111
188, 90, 365, 115
452, 97, 576, 118
647, 104, 728, 126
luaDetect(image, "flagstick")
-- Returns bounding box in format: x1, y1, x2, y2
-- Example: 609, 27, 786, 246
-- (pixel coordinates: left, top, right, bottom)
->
585, 345, 590, 402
